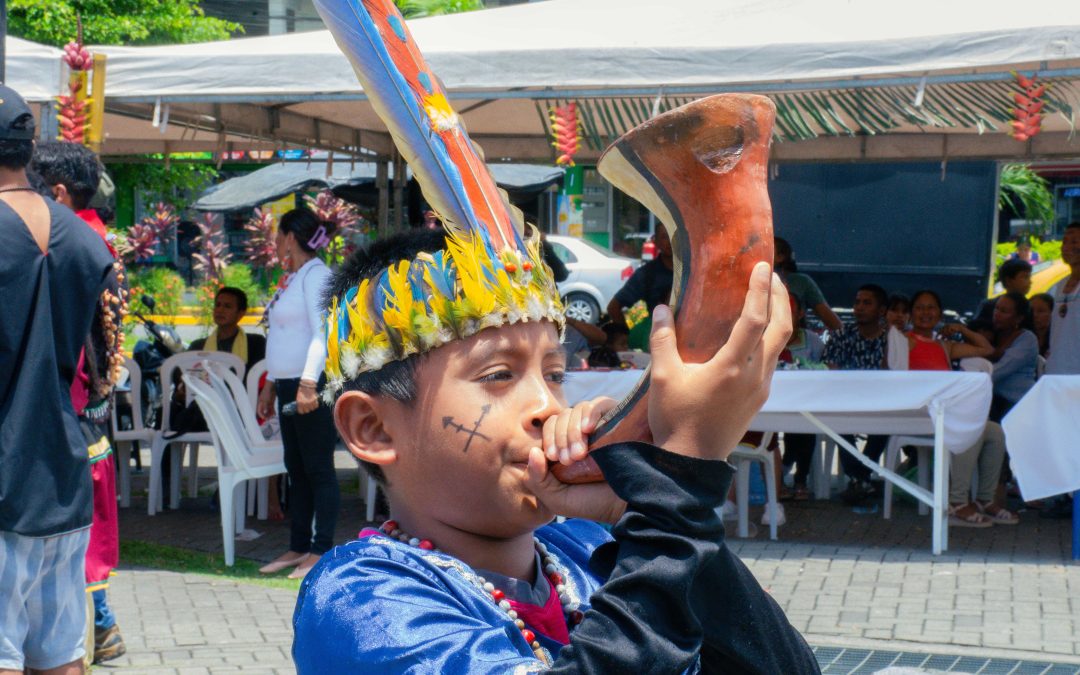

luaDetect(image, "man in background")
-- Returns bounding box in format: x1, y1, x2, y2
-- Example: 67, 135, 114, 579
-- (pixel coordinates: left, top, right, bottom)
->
0, 85, 115, 674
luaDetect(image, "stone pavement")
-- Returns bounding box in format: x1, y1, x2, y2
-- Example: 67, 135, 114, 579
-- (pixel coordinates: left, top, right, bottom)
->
104, 449, 1080, 672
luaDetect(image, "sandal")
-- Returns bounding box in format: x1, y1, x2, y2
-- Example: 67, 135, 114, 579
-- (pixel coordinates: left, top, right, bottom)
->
976, 501, 1019, 525
948, 503, 993, 528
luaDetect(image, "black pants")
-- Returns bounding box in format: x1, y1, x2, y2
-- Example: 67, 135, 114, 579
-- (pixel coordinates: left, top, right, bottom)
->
839, 435, 889, 483
781, 433, 816, 487
277, 377, 340, 555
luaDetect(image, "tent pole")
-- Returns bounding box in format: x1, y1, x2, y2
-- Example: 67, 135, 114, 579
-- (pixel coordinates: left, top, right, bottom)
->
393, 152, 406, 231
377, 159, 389, 234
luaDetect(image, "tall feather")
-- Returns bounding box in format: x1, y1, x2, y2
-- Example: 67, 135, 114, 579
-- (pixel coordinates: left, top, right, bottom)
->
314, 0, 520, 250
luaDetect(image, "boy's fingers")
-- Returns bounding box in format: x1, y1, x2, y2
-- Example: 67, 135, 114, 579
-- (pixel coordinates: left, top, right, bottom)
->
567, 405, 587, 461
762, 274, 793, 360
543, 417, 558, 461
555, 410, 573, 464
648, 305, 679, 376
582, 397, 617, 434
713, 262, 772, 365
526, 447, 551, 486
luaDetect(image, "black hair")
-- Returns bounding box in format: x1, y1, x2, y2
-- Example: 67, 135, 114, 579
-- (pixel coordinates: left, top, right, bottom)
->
30, 141, 101, 210
967, 317, 994, 334
1029, 292, 1054, 311
857, 283, 888, 308
996, 291, 1030, 323
997, 257, 1032, 284
324, 228, 450, 485
0, 139, 34, 171
773, 237, 798, 274
216, 286, 249, 313
887, 293, 911, 313
910, 289, 943, 311
279, 208, 333, 254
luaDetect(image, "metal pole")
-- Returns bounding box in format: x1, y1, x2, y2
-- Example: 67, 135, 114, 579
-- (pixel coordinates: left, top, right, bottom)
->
0, 0, 8, 83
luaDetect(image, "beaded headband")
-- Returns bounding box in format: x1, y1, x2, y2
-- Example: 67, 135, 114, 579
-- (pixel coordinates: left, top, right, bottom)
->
316, 0, 565, 399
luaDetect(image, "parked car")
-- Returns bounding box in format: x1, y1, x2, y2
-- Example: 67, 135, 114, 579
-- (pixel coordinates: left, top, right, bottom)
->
547, 235, 638, 324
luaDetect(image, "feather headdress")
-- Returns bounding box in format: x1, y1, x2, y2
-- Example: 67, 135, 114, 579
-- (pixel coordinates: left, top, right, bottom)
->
314, 0, 564, 399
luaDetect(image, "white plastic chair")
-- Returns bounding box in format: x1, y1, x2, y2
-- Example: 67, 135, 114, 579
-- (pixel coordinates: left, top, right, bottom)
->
148, 351, 245, 515
183, 372, 285, 566
1036, 355, 1047, 379
110, 357, 156, 508
883, 357, 992, 518
729, 433, 780, 540
206, 363, 283, 520
245, 359, 269, 419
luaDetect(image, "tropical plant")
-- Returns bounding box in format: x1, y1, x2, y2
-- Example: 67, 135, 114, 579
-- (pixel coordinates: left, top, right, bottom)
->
126, 266, 185, 320
117, 202, 178, 263
8, 0, 241, 47
192, 213, 232, 282
243, 208, 279, 273
109, 161, 219, 212
395, 0, 484, 18
999, 164, 1055, 235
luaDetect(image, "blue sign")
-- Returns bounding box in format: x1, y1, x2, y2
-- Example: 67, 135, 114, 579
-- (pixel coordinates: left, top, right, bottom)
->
1063, 187, 1080, 198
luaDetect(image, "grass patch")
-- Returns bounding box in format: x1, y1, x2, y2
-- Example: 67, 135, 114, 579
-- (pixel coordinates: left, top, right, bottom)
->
120, 540, 302, 591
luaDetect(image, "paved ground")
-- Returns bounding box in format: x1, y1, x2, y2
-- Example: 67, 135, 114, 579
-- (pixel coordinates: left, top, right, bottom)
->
103, 447, 1080, 673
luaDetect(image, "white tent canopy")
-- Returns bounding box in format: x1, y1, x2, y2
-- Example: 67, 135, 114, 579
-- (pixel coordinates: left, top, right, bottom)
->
9, 0, 1080, 160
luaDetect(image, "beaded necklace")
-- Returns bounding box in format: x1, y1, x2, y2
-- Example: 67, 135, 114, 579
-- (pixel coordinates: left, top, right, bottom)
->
378, 520, 584, 663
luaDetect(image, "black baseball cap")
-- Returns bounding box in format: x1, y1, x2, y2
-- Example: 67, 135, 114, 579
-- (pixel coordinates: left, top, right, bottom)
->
0, 85, 36, 140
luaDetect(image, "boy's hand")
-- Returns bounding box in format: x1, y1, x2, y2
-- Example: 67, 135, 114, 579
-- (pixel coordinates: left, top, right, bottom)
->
524, 397, 626, 524
648, 262, 791, 462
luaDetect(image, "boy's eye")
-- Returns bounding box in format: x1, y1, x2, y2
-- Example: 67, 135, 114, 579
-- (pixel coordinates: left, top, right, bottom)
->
479, 370, 513, 383
546, 371, 566, 385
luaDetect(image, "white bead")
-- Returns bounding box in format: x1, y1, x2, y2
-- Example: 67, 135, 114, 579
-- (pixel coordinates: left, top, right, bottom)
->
535, 542, 548, 554
515, 619, 525, 629
408, 537, 420, 547
544, 563, 557, 574
499, 600, 512, 611
559, 593, 570, 605
555, 584, 566, 594
398, 534, 409, 542
507, 610, 518, 619
483, 582, 495, 592
566, 602, 579, 612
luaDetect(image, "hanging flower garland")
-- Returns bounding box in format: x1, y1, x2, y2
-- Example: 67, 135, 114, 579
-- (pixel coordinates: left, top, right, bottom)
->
549, 103, 582, 166
1010, 72, 1047, 142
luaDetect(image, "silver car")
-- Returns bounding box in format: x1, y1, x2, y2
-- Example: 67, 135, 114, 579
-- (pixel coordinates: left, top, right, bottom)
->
547, 235, 639, 324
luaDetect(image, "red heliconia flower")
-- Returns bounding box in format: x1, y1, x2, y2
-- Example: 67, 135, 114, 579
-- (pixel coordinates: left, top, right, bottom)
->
192, 214, 233, 282
243, 208, 280, 272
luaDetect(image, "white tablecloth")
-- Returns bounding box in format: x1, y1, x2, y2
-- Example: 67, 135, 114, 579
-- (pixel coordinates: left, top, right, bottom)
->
563, 370, 644, 406
753, 371, 992, 453
1002, 375, 1080, 500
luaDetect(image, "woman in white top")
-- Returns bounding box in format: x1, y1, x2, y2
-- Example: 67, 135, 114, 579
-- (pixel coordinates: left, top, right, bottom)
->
256, 209, 338, 579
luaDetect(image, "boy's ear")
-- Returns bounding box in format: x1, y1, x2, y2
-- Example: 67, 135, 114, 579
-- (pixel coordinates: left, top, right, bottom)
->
334, 390, 400, 466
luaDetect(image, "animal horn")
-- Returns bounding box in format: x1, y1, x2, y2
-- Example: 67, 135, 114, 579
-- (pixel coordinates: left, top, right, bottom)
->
551, 94, 776, 484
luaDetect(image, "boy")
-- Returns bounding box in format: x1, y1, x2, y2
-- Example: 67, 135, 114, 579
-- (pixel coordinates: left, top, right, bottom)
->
292, 229, 817, 673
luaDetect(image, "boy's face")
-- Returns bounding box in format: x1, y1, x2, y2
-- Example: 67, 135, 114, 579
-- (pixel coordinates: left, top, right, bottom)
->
213, 293, 244, 329
373, 321, 568, 538
1004, 271, 1032, 295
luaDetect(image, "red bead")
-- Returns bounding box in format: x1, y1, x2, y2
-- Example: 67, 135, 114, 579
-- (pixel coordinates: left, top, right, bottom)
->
549, 572, 563, 585
523, 262, 533, 272
521, 629, 535, 644
570, 610, 584, 625
491, 589, 505, 601
505, 263, 518, 274
418, 540, 434, 550
382, 520, 398, 532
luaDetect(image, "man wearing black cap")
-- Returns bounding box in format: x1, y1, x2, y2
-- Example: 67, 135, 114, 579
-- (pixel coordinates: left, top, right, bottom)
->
0, 84, 116, 674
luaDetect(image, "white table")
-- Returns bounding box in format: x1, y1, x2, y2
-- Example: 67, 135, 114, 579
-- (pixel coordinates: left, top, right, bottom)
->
750, 371, 991, 554
1001, 375, 1080, 560
566, 368, 993, 555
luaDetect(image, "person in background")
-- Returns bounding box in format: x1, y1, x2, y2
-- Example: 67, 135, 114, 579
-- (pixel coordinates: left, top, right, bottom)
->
778, 295, 825, 502
988, 292, 1038, 422
885, 293, 911, 332
1010, 236, 1041, 265
607, 226, 673, 335
256, 209, 338, 579
31, 140, 129, 665
773, 237, 841, 332
561, 317, 607, 368
973, 258, 1032, 324
1046, 222, 1080, 375
822, 284, 889, 504
905, 289, 1015, 527
188, 287, 267, 374
1, 84, 117, 674
1027, 292, 1054, 358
